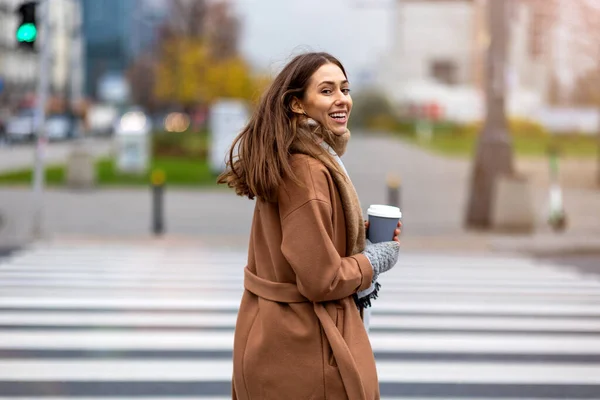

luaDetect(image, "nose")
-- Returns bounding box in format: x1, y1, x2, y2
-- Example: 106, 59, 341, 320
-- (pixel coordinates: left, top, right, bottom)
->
334, 90, 349, 107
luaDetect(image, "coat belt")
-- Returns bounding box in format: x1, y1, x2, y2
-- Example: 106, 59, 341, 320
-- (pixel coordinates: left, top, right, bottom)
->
243, 267, 308, 303
243, 266, 368, 400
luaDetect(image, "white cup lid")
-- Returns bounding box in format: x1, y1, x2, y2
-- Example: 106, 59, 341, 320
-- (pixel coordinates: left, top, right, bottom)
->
367, 204, 402, 219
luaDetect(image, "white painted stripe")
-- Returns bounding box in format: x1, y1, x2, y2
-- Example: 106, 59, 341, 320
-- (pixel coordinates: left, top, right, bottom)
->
0, 297, 241, 310
0, 398, 231, 400
0, 257, 570, 271
391, 270, 591, 281
1, 360, 600, 384
2, 297, 600, 316
369, 315, 600, 331
0, 250, 562, 266
3, 281, 600, 299
0, 289, 241, 300
372, 302, 600, 316
5, 248, 533, 263
1, 331, 600, 354
378, 286, 600, 296
0, 265, 595, 282
8, 252, 575, 285
2, 271, 597, 288
0, 394, 590, 400
3, 259, 589, 278
375, 361, 600, 384
0, 313, 239, 327
0, 272, 244, 283
0, 280, 244, 290
0, 289, 596, 304
2, 313, 600, 333
8, 255, 246, 263
0, 259, 557, 268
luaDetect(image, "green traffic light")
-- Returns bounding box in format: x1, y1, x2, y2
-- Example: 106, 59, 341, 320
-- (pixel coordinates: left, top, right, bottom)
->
16, 23, 37, 43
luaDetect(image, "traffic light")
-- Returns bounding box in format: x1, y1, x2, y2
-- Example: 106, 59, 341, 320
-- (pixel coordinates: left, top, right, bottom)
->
16, 1, 38, 50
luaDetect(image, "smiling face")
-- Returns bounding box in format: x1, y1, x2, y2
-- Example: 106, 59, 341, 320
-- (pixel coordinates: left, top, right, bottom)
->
294, 63, 352, 135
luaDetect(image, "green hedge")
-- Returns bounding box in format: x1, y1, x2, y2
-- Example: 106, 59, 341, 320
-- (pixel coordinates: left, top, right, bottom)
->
152, 130, 210, 159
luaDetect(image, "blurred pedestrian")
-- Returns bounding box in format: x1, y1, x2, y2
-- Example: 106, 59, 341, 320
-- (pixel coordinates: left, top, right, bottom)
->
218, 52, 401, 400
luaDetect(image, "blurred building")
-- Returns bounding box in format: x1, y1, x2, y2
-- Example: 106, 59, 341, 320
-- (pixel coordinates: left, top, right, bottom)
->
81, 0, 167, 100
380, 0, 474, 91
378, 0, 583, 122
0, 0, 82, 108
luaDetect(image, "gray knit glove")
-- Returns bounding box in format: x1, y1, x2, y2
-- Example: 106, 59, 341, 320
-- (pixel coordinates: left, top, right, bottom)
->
361, 239, 400, 281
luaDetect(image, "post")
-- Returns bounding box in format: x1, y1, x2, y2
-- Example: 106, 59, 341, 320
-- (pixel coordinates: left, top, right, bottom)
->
465, 0, 514, 229
386, 173, 401, 210
151, 169, 166, 235
31, 0, 51, 239
547, 145, 567, 231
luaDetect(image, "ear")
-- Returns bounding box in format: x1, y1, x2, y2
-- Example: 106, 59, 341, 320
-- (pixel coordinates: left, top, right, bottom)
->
290, 97, 305, 115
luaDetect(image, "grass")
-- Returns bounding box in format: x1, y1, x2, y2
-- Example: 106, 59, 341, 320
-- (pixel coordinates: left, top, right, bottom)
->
0, 157, 220, 187
398, 128, 599, 159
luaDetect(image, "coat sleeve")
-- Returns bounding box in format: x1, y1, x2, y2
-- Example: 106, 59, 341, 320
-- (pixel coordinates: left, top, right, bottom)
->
280, 198, 373, 303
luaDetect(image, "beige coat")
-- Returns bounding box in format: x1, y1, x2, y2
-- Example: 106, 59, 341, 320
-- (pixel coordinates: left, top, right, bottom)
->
232, 154, 379, 400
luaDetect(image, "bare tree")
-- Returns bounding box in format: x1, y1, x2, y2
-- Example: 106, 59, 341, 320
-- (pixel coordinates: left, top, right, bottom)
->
160, 0, 239, 55
127, 53, 158, 112
166, 0, 208, 37
204, 1, 240, 60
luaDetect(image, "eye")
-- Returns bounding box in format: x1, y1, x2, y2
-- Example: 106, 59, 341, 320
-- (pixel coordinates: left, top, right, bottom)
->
321, 88, 332, 95
342, 88, 351, 95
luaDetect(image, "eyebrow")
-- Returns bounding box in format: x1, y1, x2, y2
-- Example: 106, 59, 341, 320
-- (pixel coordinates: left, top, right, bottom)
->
318, 80, 349, 86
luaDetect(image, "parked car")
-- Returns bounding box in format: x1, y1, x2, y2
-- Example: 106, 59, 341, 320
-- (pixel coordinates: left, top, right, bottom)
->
87, 104, 118, 136
6, 109, 35, 142
46, 114, 79, 141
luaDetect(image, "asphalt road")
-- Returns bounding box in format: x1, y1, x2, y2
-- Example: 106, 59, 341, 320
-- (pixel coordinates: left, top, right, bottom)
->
540, 254, 600, 277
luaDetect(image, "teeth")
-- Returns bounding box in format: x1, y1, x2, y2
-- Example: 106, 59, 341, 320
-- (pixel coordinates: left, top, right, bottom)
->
330, 113, 346, 118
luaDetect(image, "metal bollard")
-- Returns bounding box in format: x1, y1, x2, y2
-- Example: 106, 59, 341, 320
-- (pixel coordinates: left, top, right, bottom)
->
386, 173, 401, 209
547, 145, 567, 232
151, 169, 166, 236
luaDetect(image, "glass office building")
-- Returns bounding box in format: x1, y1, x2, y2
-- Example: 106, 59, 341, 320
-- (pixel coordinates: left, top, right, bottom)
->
81, 0, 166, 99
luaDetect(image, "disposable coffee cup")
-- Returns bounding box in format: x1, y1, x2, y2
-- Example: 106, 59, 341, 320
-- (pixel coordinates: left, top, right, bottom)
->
367, 204, 402, 243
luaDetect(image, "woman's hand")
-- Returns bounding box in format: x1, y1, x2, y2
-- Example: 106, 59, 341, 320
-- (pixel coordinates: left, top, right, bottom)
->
393, 220, 402, 242
365, 220, 402, 243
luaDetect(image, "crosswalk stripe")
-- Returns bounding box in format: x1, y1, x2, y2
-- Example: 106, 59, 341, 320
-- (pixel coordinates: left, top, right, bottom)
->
2, 290, 596, 305
2, 330, 600, 354
2, 267, 597, 285
1, 360, 600, 384
0, 398, 231, 400
2, 297, 600, 316
1, 313, 600, 333
1, 274, 597, 291
0, 398, 595, 400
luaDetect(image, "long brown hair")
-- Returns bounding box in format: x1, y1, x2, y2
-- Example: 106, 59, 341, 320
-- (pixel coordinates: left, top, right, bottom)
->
216, 52, 348, 202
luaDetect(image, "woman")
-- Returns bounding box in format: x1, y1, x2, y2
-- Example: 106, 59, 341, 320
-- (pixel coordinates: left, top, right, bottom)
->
218, 52, 401, 400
